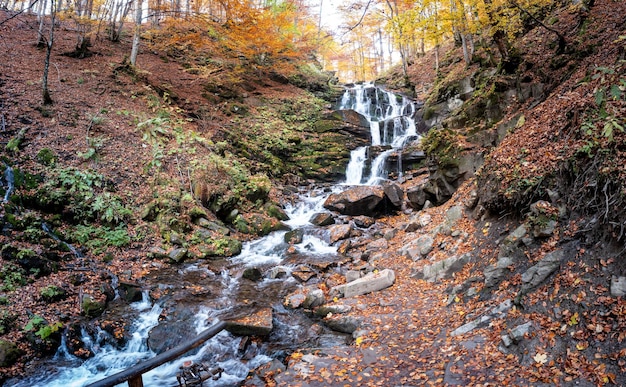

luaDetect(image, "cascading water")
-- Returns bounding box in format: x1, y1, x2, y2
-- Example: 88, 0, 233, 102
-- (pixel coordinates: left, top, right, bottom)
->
10, 84, 419, 387
339, 83, 419, 185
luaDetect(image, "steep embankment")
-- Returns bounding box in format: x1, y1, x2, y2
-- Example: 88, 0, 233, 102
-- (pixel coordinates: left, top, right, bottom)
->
253, 1, 625, 386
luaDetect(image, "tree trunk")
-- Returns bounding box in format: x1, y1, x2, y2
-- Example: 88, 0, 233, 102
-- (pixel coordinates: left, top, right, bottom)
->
42, 0, 56, 105
130, 0, 142, 66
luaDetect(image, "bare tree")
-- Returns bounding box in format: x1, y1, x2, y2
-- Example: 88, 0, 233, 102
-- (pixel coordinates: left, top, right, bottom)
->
42, 0, 57, 104
130, 0, 142, 66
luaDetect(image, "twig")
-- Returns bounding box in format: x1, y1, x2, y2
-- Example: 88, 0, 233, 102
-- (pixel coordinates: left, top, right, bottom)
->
0, 0, 39, 26
52, 62, 61, 84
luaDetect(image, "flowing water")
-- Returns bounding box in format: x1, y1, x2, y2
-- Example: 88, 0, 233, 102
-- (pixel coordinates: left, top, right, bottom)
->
339, 83, 419, 185
8, 84, 420, 387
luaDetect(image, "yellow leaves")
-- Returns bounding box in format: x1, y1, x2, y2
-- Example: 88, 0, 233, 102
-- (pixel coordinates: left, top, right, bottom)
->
575, 341, 588, 351
355, 336, 364, 346
568, 312, 579, 326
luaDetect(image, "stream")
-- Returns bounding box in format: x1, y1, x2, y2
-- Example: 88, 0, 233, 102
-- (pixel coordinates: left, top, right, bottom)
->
8, 83, 421, 387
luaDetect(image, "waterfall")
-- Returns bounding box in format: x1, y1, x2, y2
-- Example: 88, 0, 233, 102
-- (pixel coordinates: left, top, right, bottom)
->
3, 164, 14, 203
339, 84, 420, 185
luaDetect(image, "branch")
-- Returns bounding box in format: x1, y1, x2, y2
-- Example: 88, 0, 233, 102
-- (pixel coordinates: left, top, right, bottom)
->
0, 0, 39, 26
345, 0, 373, 32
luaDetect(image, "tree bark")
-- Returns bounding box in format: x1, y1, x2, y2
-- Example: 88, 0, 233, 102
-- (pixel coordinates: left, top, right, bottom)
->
42, 0, 56, 105
130, 0, 142, 66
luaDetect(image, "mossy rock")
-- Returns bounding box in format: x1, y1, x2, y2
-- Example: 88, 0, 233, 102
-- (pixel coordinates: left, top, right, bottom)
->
36, 148, 57, 166
200, 238, 243, 258
81, 295, 106, 317
264, 202, 289, 221
0, 340, 23, 367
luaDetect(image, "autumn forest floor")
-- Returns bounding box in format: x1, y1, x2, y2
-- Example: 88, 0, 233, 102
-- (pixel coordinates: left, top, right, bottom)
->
1, 1, 626, 386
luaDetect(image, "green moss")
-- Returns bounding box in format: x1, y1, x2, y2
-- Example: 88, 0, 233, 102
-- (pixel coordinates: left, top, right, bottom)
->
36, 148, 57, 166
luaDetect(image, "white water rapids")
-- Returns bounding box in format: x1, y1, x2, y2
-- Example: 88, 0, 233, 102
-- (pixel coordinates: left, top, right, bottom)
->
8, 84, 420, 387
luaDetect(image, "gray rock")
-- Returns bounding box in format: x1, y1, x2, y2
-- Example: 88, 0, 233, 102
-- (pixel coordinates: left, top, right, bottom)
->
501, 322, 533, 347
168, 248, 188, 263
341, 269, 396, 298
365, 238, 388, 252
414, 253, 471, 282
268, 266, 288, 279
302, 289, 326, 309
284, 291, 306, 308
309, 212, 335, 227
451, 300, 512, 336
196, 218, 230, 235
345, 270, 361, 283
315, 304, 353, 317
383, 228, 397, 240
328, 224, 352, 244
324, 316, 361, 334
382, 181, 404, 207
445, 205, 464, 223
484, 256, 514, 287
402, 234, 434, 260
610, 276, 626, 297
520, 249, 563, 294
533, 219, 557, 238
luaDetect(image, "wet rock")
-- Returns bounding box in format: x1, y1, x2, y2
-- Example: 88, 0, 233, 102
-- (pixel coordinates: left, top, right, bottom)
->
610, 276, 626, 297
328, 224, 352, 244
309, 212, 335, 226
464, 189, 479, 210
323, 186, 386, 216
242, 267, 263, 282
324, 315, 361, 334
520, 249, 563, 295
118, 282, 143, 303
168, 248, 188, 263
284, 229, 304, 244
382, 181, 404, 208
339, 268, 396, 298
413, 253, 471, 282
315, 304, 352, 317
284, 291, 307, 309
268, 266, 288, 279
365, 238, 388, 253
445, 205, 464, 223
225, 308, 273, 336
292, 266, 316, 282
302, 288, 326, 309
354, 215, 375, 228
484, 256, 514, 288
81, 295, 106, 317
402, 234, 434, 260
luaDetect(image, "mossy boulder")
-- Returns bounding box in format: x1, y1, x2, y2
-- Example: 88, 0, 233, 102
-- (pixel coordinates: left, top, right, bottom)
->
0, 340, 23, 367
81, 295, 106, 317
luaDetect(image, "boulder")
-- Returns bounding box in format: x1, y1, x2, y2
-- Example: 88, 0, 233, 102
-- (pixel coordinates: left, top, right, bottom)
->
284, 229, 304, 244
382, 181, 404, 208
323, 186, 386, 216
484, 256, 514, 288
402, 234, 434, 260
302, 289, 326, 309
328, 224, 352, 244
341, 269, 396, 298
292, 265, 317, 282
324, 316, 361, 334
501, 322, 533, 347
413, 253, 471, 282
168, 248, 188, 263
242, 267, 263, 282
225, 308, 273, 336
309, 212, 335, 226
284, 291, 307, 309
520, 249, 563, 295
0, 340, 23, 367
